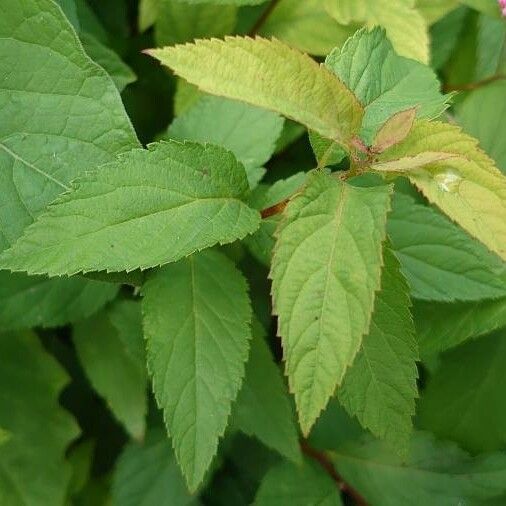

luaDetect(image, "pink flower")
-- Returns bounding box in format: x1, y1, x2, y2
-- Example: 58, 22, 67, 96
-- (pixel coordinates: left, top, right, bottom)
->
500, 0, 506, 16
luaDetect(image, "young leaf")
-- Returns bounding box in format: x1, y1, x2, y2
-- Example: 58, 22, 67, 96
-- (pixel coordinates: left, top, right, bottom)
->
372, 108, 417, 153
254, 459, 344, 506
0, 0, 139, 252
338, 247, 418, 452
231, 320, 301, 464
271, 171, 392, 434
74, 300, 148, 440
0, 141, 260, 276
333, 432, 506, 505
418, 330, 506, 453
388, 194, 506, 302
142, 250, 252, 490
0, 271, 118, 330
377, 120, 506, 261
0, 331, 79, 505
148, 36, 364, 148
457, 80, 506, 173
166, 95, 284, 187
325, 27, 449, 142
113, 429, 196, 506
324, 0, 429, 63
414, 297, 506, 355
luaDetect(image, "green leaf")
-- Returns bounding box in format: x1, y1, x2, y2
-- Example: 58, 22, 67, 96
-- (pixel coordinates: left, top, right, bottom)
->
165, 95, 284, 187
0, 271, 118, 330
232, 319, 301, 464
259, 0, 355, 56
414, 297, 506, 354
461, 0, 503, 17
142, 249, 252, 490
338, 247, 418, 452
475, 15, 506, 80
457, 81, 506, 173
254, 459, 343, 506
0, 141, 260, 276
0, 0, 139, 252
333, 432, 506, 505
418, 330, 506, 453
244, 172, 307, 265
324, 0, 429, 63
377, 120, 506, 261
325, 27, 449, 143
139, 0, 159, 31
0, 331, 79, 505
388, 193, 506, 301
416, 0, 459, 24
372, 108, 417, 153
67, 440, 94, 499
149, 36, 364, 148
271, 171, 392, 434
74, 299, 147, 440
155, 0, 237, 46
180, 0, 266, 3
80, 32, 136, 91
112, 429, 196, 506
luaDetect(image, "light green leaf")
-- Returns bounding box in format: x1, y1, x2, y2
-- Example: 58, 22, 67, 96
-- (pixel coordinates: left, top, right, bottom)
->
333, 432, 506, 505
339, 247, 418, 452
271, 171, 392, 434
414, 297, 506, 354
457, 81, 506, 173
418, 331, 506, 453
166, 95, 284, 187
325, 27, 449, 143
377, 120, 506, 261
155, 0, 236, 46
244, 172, 307, 265
142, 250, 252, 490
254, 459, 343, 506
149, 36, 364, 148
0, 271, 118, 330
388, 193, 506, 302
80, 32, 136, 91
174, 79, 202, 116
232, 320, 301, 464
181, 0, 266, 3
0, 141, 260, 276
113, 429, 196, 506
372, 152, 459, 172
74, 299, 147, 440
0, 331, 79, 505
260, 0, 355, 56
0, 0, 139, 252
324, 0, 429, 63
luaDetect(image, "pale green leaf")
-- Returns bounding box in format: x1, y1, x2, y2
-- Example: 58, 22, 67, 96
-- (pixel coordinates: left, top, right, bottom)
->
113, 429, 196, 506
244, 172, 307, 265
142, 249, 252, 490
0, 141, 260, 276
0, 271, 118, 330
457, 81, 506, 173
324, 0, 429, 63
325, 27, 449, 143
260, 0, 355, 56
149, 36, 364, 148
377, 120, 506, 261
174, 79, 202, 116
74, 299, 147, 440
80, 32, 136, 91
333, 432, 506, 505
232, 320, 301, 464
254, 459, 343, 506
166, 95, 284, 187
372, 108, 416, 153
414, 297, 506, 354
155, 0, 236, 46
271, 171, 392, 433
181, 0, 266, 3
418, 330, 506, 453
388, 194, 506, 302
0, 331, 79, 505
0, 0, 139, 252
338, 247, 418, 452
372, 152, 459, 172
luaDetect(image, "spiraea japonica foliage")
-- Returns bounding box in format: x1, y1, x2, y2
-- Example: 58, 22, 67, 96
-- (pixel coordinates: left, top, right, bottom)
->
1, 0, 506, 504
